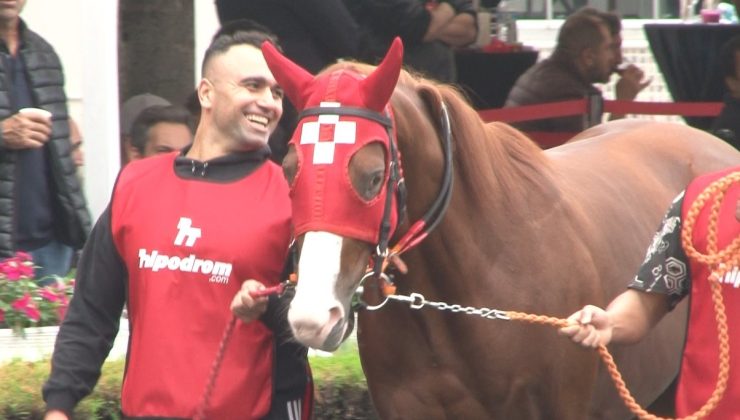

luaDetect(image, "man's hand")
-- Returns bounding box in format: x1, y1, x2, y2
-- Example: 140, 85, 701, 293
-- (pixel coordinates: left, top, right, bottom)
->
230, 280, 269, 323
1, 111, 52, 149
615, 64, 651, 101
558, 304, 614, 348
44, 410, 69, 420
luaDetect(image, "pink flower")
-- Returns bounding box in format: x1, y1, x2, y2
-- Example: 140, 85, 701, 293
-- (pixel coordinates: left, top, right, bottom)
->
0, 308, 4, 323
39, 287, 63, 303
11, 293, 41, 322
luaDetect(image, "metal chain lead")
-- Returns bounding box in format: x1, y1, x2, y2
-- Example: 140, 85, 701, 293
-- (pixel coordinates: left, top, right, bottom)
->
382, 292, 511, 321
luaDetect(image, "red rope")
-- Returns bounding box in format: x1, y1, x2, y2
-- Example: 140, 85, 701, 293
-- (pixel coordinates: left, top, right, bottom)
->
194, 316, 238, 420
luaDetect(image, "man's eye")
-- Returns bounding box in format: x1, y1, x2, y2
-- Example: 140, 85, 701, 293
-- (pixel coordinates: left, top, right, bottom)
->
272, 89, 284, 100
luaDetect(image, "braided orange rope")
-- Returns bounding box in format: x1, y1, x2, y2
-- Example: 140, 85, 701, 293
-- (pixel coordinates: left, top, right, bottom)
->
507, 171, 739, 420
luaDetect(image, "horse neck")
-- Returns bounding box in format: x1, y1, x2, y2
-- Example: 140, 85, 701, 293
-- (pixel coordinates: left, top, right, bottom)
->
396, 116, 561, 286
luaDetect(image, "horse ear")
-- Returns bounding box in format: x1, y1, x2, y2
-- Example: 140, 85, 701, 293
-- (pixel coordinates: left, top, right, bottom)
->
261, 41, 313, 111
362, 37, 404, 112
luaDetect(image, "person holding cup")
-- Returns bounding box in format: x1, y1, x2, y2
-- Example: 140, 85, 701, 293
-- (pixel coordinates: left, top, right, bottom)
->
0, 0, 90, 281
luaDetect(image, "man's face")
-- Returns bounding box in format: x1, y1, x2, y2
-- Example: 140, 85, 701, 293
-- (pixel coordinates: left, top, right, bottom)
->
0, 0, 25, 24
143, 121, 192, 157
204, 44, 283, 151
586, 25, 618, 84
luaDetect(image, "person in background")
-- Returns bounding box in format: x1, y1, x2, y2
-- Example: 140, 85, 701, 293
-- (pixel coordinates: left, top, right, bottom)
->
560, 165, 740, 419
128, 104, 193, 159
710, 34, 740, 150
42, 28, 312, 419
505, 8, 649, 136
68, 118, 84, 168
68, 117, 84, 181
0, 0, 90, 281
119, 93, 171, 163
345, 0, 478, 83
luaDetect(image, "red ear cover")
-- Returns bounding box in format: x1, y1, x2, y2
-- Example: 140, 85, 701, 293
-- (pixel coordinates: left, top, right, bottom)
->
361, 37, 404, 112
261, 41, 314, 111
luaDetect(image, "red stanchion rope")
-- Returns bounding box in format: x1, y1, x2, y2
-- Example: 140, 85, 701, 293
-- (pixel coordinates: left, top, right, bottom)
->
478, 100, 724, 123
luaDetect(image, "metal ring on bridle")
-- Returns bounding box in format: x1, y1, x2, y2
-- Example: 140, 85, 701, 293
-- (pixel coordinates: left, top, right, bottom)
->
353, 271, 393, 311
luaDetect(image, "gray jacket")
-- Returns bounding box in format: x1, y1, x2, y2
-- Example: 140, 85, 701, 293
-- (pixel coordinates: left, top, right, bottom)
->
0, 22, 91, 257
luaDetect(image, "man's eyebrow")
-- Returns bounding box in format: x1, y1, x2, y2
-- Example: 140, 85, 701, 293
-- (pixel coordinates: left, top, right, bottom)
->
240, 76, 270, 85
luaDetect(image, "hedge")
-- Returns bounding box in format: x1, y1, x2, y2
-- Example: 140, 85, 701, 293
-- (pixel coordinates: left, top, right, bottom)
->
0, 341, 378, 419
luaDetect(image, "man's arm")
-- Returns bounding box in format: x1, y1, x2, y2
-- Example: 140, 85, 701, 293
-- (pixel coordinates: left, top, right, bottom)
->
609, 64, 651, 120
560, 192, 688, 348
434, 12, 477, 47
43, 206, 127, 419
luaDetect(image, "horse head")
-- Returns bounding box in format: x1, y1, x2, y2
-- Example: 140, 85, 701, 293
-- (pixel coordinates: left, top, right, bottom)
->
263, 38, 418, 350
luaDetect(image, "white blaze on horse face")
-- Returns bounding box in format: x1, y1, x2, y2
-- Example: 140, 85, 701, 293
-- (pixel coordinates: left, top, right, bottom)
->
289, 231, 347, 350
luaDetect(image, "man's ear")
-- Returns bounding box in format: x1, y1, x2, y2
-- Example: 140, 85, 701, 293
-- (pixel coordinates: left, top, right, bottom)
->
198, 78, 214, 109
724, 76, 740, 98
126, 141, 141, 161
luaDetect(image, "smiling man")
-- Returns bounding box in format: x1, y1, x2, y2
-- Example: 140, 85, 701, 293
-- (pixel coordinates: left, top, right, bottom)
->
42, 28, 312, 420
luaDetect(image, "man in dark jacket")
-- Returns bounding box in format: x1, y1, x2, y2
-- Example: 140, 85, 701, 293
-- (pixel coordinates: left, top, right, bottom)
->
0, 0, 90, 279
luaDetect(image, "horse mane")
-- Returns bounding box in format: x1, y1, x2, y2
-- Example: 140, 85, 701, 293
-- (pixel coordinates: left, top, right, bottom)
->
320, 61, 556, 212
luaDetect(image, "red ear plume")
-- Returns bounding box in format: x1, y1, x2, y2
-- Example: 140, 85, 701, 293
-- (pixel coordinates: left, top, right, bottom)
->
261, 41, 314, 111
361, 37, 404, 112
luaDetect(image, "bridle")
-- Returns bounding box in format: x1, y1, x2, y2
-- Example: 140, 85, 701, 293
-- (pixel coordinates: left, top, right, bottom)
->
355, 101, 454, 309
297, 101, 455, 309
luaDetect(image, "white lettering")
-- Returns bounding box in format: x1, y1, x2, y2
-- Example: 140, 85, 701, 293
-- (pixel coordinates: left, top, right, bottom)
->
137, 249, 233, 279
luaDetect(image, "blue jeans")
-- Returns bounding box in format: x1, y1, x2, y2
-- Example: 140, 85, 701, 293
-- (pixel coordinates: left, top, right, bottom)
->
29, 240, 73, 285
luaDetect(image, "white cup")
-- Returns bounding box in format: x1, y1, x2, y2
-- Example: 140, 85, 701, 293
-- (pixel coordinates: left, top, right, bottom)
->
19, 107, 52, 120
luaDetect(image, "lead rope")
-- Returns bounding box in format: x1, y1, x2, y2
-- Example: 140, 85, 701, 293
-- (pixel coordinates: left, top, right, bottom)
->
510, 172, 738, 420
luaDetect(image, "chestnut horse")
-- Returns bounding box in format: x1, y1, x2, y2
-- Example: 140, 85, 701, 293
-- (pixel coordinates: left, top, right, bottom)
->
262, 39, 740, 419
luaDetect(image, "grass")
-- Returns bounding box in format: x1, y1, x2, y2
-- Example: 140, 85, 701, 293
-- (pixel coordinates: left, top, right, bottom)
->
0, 339, 370, 419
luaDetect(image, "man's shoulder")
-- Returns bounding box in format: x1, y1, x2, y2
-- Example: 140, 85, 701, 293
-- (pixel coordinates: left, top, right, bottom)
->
508, 58, 587, 106
19, 24, 55, 53
116, 154, 175, 190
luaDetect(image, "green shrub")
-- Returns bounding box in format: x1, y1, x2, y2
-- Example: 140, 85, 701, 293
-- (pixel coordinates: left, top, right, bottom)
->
0, 340, 377, 419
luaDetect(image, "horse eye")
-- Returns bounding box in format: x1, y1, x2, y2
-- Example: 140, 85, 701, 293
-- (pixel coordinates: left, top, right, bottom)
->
364, 170, 385, 199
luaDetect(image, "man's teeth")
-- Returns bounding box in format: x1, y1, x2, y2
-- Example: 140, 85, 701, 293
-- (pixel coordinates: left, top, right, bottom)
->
246, 114, 268, 126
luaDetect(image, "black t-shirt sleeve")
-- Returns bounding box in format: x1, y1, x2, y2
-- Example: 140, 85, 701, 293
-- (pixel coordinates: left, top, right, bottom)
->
42, 206, 128, 414
628, 191, 690, 309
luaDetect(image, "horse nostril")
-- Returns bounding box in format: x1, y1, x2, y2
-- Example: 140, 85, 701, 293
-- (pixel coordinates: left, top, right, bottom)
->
328, 306, 344, 328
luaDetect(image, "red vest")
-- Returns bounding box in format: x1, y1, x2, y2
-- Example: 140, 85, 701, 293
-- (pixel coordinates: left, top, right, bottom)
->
111, 154, 291, 419
676, 166, 740, 418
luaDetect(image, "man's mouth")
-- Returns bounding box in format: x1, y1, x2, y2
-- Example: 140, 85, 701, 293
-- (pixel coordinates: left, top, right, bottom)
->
245, 114, 269, 128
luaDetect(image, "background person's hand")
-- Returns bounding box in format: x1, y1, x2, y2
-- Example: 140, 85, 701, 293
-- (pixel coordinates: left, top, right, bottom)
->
230, 279, 269, 323
615, 64, 651, 101
559, 304, 614, 348
44, 410, 69, 420
1, 110, 52, 149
